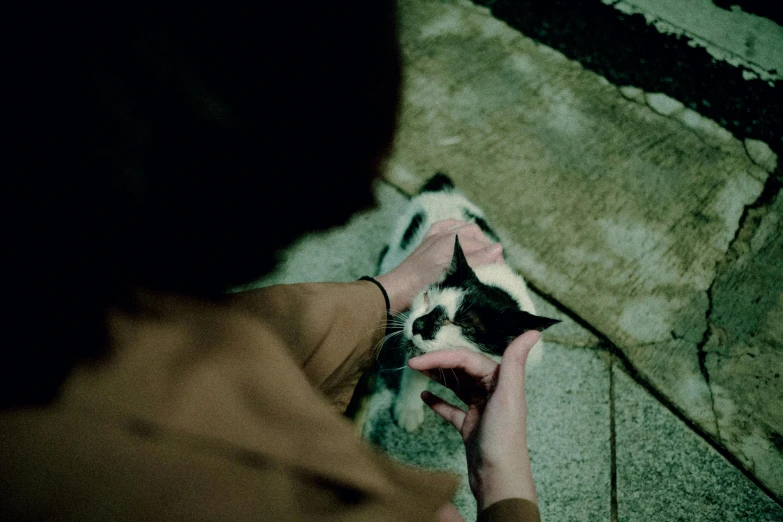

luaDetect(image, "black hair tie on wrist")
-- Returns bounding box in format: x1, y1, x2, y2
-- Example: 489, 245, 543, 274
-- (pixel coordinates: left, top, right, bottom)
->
358, 276, 391, 313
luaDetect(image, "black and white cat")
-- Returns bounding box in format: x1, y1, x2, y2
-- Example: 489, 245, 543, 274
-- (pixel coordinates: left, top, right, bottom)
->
378, 173, 559, 431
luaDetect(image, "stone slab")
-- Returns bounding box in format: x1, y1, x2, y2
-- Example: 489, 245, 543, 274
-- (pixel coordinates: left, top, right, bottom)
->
706, 188, 783, 495
614, 368, 783, 521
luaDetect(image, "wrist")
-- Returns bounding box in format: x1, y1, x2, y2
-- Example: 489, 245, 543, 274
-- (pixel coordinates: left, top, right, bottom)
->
473, 457, 537, 512
374, 270, 415, 314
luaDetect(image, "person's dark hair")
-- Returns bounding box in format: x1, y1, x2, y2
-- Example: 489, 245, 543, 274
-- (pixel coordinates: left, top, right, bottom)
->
4, 3, 401, 407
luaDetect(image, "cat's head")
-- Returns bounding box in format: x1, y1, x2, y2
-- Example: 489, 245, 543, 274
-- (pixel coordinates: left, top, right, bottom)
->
404, 237, 559, 357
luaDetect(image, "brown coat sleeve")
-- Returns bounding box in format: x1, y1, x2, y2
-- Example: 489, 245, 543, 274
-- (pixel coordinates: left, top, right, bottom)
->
1, 282, 460, 521
227, 280, 388, 410
477, 498, 541, 522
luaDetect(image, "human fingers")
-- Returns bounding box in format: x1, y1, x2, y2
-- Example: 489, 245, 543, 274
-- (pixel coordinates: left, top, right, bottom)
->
427, 221, 494, 249
425, 219, 468, 237
421, 390, 466, 431
408, 349, 498, 380
494, 331, 541, 399
409, 351, 498, 404
452, 222, 494, 247
463, 242, 503, 267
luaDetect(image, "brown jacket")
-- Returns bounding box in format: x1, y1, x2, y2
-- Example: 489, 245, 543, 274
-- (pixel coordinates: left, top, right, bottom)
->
1, 282, 539, 521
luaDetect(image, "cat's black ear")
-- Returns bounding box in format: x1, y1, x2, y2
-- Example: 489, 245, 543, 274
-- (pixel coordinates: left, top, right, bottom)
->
522, 313, 561, 332
444, 236, 480, 285
420, 172, 454, 193
503, 312, 561, 347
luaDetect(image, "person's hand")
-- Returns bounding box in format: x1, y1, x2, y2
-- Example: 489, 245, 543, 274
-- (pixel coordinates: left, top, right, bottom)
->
374, 219, 503, 313
407, 331, 540, 511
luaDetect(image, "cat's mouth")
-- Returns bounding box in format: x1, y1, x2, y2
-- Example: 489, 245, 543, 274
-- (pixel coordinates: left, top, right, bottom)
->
405, 335, 427, 356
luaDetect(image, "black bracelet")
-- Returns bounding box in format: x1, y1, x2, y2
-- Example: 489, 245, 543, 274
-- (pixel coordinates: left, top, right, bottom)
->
358, 276, 391, 313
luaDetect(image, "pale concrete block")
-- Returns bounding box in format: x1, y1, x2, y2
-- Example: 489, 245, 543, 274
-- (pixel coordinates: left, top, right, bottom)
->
614, 368, 782, 521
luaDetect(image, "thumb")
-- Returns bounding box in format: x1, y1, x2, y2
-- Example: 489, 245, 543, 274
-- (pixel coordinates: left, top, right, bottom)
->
495, 330, 541, 395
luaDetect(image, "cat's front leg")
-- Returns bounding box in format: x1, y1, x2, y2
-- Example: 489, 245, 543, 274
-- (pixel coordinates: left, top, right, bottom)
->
393, 365, 430, 432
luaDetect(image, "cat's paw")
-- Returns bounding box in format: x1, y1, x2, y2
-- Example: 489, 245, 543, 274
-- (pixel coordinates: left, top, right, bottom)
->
392, 399, 425, 432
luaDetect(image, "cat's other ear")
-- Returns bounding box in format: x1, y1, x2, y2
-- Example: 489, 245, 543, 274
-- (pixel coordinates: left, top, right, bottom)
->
526, 314, 561, 332
444, 236, 480, 284
504, 313, 560, 347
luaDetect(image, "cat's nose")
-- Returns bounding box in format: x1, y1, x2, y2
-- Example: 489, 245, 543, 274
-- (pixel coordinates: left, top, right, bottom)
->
412, 307, 445, 340
412, 317, 427, 337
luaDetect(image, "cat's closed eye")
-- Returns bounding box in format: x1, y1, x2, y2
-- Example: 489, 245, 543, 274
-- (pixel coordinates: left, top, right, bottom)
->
456, 322, 473, 334
457, 310, 484, 335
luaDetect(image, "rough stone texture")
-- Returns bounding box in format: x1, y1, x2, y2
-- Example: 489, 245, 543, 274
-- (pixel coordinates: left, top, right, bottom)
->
614, 368, 783, 521
525, 345, 611, 522
471, 0, 782, 166
705, 187, 783, 495
386, 0, 782, 497
745, 138, 779, 173
362, 342, 612, 522
613, 0, 783, 81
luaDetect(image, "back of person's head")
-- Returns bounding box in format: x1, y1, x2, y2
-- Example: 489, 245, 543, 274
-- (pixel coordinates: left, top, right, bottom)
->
4, 2, 401, 407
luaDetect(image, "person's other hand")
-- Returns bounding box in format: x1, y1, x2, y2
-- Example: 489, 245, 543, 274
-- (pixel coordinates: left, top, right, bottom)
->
408, 331, 540, 511
374, 219, 503, 313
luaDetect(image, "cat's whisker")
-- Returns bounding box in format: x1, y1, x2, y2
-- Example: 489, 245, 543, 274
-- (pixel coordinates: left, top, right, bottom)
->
385, 321, 408, 329
370, 324, 405, 334
382, 329, 404, 341
372, 330, 404, 361
449, 368, 460, 394
379, 365, 409, 372
375, 329, 403, 349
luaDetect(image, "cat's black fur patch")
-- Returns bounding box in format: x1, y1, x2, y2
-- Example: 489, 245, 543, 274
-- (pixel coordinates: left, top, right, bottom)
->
451, 284, 559, 357
399, 211, 425, 250
420, 172, 455, 193
440, 237, 559, 356
375, 245, 389, 275
463, 209, 501, 243
455, 294, 531, 356
412, 305, 447, 340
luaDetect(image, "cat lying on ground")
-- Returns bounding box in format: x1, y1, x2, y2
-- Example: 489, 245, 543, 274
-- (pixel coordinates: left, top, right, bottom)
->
378, 173, 559, 431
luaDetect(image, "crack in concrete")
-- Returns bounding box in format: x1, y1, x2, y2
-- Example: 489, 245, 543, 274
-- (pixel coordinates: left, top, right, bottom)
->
723, 169, 781, 266
696, 287, 722, 441
609, 356, 618, 522
537, 336, 603, 350
695, 171, 782, 445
